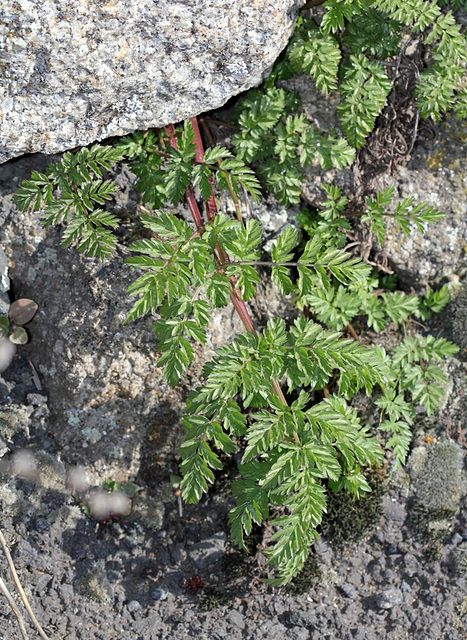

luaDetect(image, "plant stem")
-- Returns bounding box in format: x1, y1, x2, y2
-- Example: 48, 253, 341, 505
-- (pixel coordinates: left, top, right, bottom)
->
185, 186, 205, 229
346, 323, 359, 341
341, 211, 403, 218
271, 378, 289, 408
164, 124, 205, 229
190, 116, 205, 164
187, 118, 288, 407
191, 117, 218, 218
199, 118, 244, 223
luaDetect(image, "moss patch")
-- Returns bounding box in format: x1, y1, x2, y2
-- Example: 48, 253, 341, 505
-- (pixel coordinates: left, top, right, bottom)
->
198, 587, 230, 611
286, 552, 321, 596
320, 467, 385, 545
75, 565, 112, 603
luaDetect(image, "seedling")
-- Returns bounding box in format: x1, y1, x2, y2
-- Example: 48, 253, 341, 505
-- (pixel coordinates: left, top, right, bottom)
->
1, 298, 38, 345
80, 479, 140, 524
0, 298, 38, 373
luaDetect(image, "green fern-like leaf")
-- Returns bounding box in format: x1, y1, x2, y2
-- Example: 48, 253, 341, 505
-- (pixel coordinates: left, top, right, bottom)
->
302, 286, 361, 330
14, 145, 123, 259
338, 54, 391, 148
288, 18, 341, 94
257, 161, 303, 206
379, 419, 412, 467
229, 476, 269, 551
342, 8, 403, 57
13, 171, 52, 211
321, 0, 367, 34
264, 472, 325, 586
380, 291, 420, 325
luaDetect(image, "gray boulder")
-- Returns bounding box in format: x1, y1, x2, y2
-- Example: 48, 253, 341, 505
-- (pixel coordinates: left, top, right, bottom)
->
0, 0, 303, 163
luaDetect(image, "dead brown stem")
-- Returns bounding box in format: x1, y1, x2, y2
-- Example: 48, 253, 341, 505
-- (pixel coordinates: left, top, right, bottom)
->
0, 529, 51, 640
0, 574, 29, 640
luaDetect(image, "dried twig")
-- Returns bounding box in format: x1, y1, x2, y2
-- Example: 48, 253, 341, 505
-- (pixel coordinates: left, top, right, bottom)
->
0, 529, 51, 640
27, 358, 42, 391
0, 574, 29, 640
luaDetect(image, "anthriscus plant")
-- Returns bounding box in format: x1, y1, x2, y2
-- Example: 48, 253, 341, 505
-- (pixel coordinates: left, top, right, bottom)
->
13, 115, 458, 583
13, 0, 464, 584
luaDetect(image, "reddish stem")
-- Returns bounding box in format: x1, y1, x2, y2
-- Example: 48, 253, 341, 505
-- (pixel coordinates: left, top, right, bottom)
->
164, 124, 178, 151
165, 124, 204, 229
185, 186, 204, 230
190, 116, 218, 217
168, 118, 287, 408
189, 119, 256, 335
190, 117, 205, 164
199, 118, 242, 223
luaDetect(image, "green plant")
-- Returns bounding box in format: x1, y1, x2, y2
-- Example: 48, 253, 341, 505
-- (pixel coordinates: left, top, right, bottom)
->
230, 0, 467, 205
12, 146, 124, 260
0, 298, 38, 374
295, 184, 449, 335
13, 118, 458, 584
80, 478, 139, 522
197, 587, 230, 611
286, 551, 321, 595
454, 542, 467, 576
231, 86, 356, 206
12, 1, 464, 585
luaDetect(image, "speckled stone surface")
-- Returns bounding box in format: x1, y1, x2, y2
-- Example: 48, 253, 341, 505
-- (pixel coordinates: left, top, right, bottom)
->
0, 0, 303, 163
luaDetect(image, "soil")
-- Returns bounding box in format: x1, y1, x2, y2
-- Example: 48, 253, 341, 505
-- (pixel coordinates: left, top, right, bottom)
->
1, 407, 467, 640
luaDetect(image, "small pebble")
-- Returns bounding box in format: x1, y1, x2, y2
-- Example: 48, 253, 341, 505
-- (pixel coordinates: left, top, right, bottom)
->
226, 610, 245, 630
127, 600, 141, 613
376, 589, 403, 609
340, 582, 358, 599
151, 587, 169, 601
452, 533, 463, 545
400, 581, 412, 593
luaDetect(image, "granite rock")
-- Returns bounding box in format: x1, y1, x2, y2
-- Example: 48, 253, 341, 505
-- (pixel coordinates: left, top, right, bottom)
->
0, 0, 303, 163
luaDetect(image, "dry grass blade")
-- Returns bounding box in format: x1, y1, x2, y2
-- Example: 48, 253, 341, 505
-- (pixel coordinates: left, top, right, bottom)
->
0, 574, 29, 640
0, 529, 51, 640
